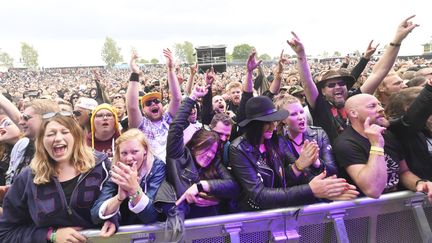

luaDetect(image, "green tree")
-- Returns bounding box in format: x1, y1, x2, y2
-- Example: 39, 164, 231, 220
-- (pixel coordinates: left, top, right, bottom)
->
232, 44, 254, 61
139, 58, 149, 64
101, 37, 123, 68
259, 53, 271, 61
150, 58, 159, 64
333, 51, 341, 57
0, 51, 14, 68
20, 42, 38, 68
174, 41, 194, 64
321, 51, 329, 58
226, 52, 233, 63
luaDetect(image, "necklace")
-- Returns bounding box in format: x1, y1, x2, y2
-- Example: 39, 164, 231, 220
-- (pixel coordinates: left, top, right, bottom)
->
288, 134, 304, 147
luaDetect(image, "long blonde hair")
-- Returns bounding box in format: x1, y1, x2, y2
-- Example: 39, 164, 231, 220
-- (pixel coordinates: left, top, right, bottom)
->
30, 115, 95, 184
113, 129, 154, 175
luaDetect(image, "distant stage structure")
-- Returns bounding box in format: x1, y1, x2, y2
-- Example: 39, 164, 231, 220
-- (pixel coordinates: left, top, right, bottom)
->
195, 45, 227, 73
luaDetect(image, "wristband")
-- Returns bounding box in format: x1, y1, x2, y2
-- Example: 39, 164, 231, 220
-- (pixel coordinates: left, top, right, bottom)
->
369, 150, 384, 156
129, 73, 139, 82
294, 162, 304, 172
129, 188, 142, 201
50, 228, 57, 242
416, 179, 428, 187
47, 227, 54, 241
370, 146, 384, 152
196, 182, 204, 193
389, 42, 401, 47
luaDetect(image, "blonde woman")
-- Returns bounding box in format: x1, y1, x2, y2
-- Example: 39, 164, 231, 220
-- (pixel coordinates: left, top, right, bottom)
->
0, 112, 112, 243
91, 129, 165, 232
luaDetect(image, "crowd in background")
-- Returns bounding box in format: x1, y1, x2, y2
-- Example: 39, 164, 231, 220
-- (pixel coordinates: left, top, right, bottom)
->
0, 15, 431, 243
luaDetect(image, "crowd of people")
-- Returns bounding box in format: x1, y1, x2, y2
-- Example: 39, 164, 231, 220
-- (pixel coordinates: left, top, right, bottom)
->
0, 15, 431, 242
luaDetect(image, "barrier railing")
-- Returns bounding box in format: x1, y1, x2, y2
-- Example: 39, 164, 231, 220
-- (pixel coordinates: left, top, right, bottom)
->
81, 191, 432, 243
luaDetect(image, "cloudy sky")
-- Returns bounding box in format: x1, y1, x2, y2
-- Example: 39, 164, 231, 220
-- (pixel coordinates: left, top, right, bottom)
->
1, 0, 431, 67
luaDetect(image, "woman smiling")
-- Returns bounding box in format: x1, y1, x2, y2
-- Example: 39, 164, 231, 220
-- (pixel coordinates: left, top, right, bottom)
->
0, 112, 112, 243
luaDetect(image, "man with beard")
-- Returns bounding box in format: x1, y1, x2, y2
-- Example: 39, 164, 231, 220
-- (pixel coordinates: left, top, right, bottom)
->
375, 72, 407, 107
333, 94, 432, 200
288, 15, 418, 144
127, 50, 182, 160
226, 81, 242, 116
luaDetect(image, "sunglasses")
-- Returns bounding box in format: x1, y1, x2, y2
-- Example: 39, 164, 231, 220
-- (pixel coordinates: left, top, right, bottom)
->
325, 81, 346, 88
21, 114, 33, 122
42, 111, 74, 120
72, 110, 82, 117
144, 99, 161, 107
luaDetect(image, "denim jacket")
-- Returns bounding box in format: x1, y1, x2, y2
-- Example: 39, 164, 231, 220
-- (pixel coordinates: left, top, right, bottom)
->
91, 158, 166, 226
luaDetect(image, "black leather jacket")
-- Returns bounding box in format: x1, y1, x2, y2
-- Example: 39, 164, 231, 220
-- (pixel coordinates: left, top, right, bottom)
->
155, 97, 239, 213
229, 135, 317, 211
279, 126, 338, 185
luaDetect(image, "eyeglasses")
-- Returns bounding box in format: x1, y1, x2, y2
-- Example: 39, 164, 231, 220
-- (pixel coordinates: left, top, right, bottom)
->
72, 110, 82, 117
42, 111, 74, 120
144, 99, 161, 107
95, 113, 114, 120
21, 114, 33, 122
325, 81, 346, 88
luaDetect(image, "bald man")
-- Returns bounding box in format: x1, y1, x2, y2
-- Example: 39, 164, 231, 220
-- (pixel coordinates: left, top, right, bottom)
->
333, 93, 432, 200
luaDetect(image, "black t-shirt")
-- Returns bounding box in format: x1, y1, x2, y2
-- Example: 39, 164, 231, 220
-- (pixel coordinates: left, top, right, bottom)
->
308, 89, 362, 145
334, 126, 403, 195
60, 174, 80, 205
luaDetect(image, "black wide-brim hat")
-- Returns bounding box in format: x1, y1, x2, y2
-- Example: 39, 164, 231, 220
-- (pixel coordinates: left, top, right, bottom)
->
315, 68, 356, 91
238, 96, 289, 127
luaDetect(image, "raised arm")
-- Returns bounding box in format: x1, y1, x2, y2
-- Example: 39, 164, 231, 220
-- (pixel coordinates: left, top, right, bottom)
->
288, 32, 318, 109
349, 41, 378, 82
268, 50, 288, 95
0, 93, 20, 126
184, 63, 197, 95
245, 49, 261, 93
126, 52, 144, 128
164, 49, 182, 118
360, 15, 419, 94
167, 84, 208, 159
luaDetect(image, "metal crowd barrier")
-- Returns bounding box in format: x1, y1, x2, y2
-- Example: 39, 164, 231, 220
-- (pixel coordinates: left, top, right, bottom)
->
81, 191, 432, 243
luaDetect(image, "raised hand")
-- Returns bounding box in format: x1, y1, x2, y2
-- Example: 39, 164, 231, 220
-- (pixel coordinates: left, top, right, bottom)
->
247, 48, 262, 72
363, 117, 385, 147
190, 63, 198, 76
287, 31, 305, 56
363, 40, 379, 59
191, 84, 209, 99
163, 48, 175, 70
274, 50, 288, 76
204, 67, 216, 85
130, 51, 140, 73
393, 15, 419, 44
